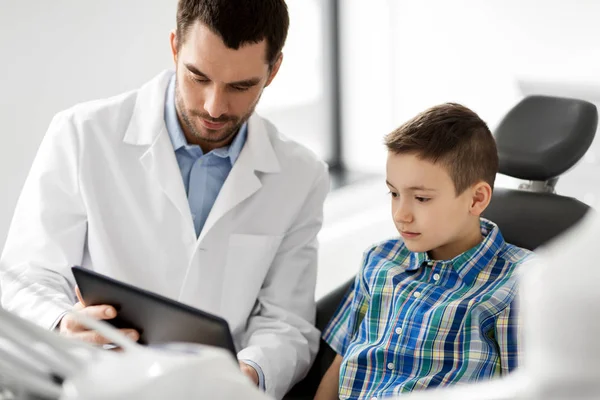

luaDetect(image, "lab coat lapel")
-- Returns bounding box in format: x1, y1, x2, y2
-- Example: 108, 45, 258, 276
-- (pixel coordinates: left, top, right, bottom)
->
123, 71, 195, 236
198, 114, 281, 243
139, 132, 193, 227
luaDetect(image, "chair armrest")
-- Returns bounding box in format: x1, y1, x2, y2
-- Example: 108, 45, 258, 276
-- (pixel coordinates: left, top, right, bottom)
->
284, 277, 354, 399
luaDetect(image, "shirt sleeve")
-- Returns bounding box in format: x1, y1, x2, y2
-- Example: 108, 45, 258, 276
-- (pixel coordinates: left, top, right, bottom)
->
240, 359, 266, 391
322, 249, 373, 357
495, 300, 520, 374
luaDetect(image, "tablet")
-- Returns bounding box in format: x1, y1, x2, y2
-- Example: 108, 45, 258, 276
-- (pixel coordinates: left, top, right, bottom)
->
71, 266, 236, 356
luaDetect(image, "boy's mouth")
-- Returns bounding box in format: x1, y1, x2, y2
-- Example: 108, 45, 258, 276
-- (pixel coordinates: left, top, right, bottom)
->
400, 230, 421, 239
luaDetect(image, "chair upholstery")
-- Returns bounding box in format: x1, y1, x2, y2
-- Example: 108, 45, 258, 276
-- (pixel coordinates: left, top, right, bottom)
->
485, 95, 597, 250
284, 278, 353, 399
483, 188, 590, 250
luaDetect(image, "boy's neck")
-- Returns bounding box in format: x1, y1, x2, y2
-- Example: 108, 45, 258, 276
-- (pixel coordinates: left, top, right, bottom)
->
428, 220, 483, 261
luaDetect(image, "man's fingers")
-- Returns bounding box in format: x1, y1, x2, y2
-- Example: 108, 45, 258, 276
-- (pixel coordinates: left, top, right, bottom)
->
79, 304, 117, 320
62, 303, 113, 332
75, 286, 85, 306
61, 303, 121, 340
70, 330, 114, 345
71, 329, 139, 345
120, 329, 140, 341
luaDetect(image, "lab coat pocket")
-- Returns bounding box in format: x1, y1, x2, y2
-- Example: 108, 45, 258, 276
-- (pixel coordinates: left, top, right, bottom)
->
221, 234, 284, 327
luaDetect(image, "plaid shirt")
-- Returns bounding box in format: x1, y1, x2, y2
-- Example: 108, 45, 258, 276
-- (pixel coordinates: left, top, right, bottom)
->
323, 219, 532, 399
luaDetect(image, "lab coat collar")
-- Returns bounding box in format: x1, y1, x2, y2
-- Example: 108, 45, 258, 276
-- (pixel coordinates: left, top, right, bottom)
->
245, 113, 281, 174
123, 70, 173, 146
123, 70, 281, 175
122, 70, 282, 243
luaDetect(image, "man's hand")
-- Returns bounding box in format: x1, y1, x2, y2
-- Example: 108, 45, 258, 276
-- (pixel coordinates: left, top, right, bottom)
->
239, 361, 259, 386
58, 286, 139, 345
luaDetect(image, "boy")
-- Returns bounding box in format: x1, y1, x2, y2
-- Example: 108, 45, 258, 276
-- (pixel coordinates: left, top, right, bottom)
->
314, 103, 532, 399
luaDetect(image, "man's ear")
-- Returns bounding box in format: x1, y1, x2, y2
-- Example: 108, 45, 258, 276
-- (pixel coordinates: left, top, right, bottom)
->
170, 30, 178, 65
469, 181, 492, 217
265, 53, 283, 87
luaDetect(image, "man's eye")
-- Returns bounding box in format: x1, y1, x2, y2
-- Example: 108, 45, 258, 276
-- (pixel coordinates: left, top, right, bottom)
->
192, 76, 208, 83
416, 197, 431, 203
231, 85, 250, 92
388, 191, 398, 198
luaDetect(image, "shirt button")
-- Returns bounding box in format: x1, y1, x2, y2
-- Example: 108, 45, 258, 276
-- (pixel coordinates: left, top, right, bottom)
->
395, 327, 402, 334
387, 363, 395, 370
427, 261, 434, 266
371, 397, 377, 400
414, 292, 421, 298
433, 274, 440, 281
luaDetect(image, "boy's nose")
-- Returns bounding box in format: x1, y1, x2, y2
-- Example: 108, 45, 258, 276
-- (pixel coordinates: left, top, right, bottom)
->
394, 208, 413, 224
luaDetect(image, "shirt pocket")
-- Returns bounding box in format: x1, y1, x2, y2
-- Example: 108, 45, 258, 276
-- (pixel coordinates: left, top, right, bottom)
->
220, 233, 284, 328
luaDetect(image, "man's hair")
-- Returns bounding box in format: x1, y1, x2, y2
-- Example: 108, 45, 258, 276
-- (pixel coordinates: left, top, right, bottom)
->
384, 103, 498, 194
176, 0, 289, 67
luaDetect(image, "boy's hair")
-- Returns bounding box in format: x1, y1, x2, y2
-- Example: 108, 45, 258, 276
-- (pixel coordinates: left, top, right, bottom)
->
384, 103, 498, 194
176, 0, 289, 67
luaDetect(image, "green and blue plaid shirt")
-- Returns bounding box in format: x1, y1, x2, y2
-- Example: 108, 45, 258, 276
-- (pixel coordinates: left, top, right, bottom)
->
323, 219, 532, 399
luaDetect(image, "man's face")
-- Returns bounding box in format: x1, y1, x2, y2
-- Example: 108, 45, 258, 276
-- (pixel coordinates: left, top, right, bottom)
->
386, 152, 479, 260
170, 21, 281, 148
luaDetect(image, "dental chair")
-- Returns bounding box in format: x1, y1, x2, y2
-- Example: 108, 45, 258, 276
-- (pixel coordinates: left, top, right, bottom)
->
485, 95, 597, 249
284, 95, 599, 399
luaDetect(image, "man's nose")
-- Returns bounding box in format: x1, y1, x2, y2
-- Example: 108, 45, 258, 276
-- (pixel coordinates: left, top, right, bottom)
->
204, 86, 228, 119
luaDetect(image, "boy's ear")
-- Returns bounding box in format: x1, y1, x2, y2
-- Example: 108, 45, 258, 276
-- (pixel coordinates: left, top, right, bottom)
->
469, 181, 492, 217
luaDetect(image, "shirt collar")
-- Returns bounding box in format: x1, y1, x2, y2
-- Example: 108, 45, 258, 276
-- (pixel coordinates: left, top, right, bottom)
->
407, 219, 505, 281
164, 74, 247, 166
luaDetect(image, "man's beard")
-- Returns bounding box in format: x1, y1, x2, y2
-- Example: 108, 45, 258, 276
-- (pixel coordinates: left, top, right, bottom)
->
175, 85, 258, 145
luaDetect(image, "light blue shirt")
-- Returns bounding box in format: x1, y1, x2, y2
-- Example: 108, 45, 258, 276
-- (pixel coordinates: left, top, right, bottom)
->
164, 75, 247, 238
164, 75, 265, 390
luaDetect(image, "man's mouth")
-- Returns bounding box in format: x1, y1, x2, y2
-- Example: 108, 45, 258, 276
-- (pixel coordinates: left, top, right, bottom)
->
201, 118, 228, 130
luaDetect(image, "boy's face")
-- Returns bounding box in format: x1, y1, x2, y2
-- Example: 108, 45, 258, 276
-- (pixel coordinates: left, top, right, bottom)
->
386, 152, 488, 260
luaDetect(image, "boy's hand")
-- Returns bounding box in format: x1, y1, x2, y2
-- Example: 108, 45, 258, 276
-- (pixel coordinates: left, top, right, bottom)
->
58, 286, 139, 344
314, 354, 343, 400
239, 361, 259, 386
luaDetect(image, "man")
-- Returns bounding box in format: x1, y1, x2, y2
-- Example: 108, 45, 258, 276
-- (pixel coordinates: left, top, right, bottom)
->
0, 1, 329, 398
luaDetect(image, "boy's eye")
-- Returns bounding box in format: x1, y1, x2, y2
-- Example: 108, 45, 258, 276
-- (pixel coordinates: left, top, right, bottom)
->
415, 196, 431, 203
388, 191, 398, 198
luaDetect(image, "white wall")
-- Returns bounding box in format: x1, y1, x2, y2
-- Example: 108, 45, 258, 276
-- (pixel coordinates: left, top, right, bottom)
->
257, 0, 335, 162
340, 0, 600, 205
0, 1, 178, 250
316, 179, 397, 298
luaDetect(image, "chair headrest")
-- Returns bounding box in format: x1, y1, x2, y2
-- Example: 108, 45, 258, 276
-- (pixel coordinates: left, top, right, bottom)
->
495, 95, 598, 181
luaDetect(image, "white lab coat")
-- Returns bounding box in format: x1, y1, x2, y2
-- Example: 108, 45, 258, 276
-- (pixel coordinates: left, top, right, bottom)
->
0, 70, 329, 399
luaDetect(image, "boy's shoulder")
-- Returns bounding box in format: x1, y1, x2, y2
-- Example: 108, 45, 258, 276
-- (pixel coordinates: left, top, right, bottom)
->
480, 219, 534, 274
360, 238, 413, 273
498, 241, 534, 264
